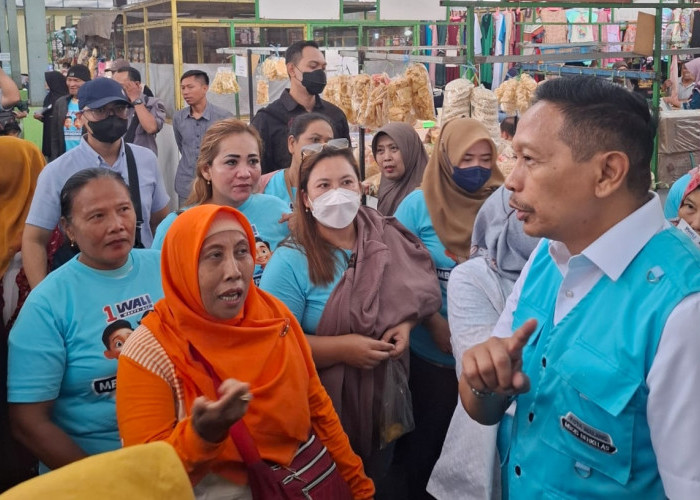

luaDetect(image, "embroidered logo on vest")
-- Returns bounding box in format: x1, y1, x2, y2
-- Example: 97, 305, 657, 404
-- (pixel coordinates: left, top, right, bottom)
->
560, 412, 617, 454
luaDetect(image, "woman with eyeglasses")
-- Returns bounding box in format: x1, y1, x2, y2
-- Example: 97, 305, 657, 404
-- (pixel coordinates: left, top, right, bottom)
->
259, 144, 441, 490
259, 112, 344, 211
8, 168, 163, 474
392, 117, 504, 499
151, 118, 290, 285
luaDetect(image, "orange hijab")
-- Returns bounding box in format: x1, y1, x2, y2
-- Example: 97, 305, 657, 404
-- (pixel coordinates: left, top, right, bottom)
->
142, 204, 311, 482
421, 117, 503, 262
0, 137, 45, 277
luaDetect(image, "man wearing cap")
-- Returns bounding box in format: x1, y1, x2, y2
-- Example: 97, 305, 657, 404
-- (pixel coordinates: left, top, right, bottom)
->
22, 78, 170, 288
112, 66, 165, 156
48, 64, 91, 161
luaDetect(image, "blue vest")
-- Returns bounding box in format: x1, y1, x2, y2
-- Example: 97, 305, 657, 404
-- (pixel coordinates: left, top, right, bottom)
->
499, 228, 700, 499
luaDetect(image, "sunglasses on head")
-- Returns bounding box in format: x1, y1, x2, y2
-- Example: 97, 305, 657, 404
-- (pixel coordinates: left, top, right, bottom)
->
300, 138, 351, 160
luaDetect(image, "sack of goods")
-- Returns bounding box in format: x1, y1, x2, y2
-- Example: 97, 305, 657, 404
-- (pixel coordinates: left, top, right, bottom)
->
441, 78, 474, 125
471, 86, 501, 141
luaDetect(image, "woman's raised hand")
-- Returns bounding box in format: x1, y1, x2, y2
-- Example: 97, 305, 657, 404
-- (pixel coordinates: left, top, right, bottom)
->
191, 378, 252, 443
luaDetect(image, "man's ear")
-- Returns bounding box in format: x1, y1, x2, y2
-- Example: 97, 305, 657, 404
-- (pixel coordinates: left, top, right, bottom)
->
594, 151, 629, 199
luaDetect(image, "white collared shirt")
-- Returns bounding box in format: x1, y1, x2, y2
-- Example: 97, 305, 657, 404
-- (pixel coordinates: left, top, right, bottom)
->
493, 193, 700, 499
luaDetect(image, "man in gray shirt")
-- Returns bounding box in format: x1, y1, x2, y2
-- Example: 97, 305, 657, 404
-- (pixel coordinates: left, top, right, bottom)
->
112, 66, 166, 156
172, 69, 232, 206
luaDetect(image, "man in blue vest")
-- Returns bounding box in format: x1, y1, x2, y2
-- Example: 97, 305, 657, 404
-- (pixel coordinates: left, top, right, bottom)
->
459, 76, 700, 499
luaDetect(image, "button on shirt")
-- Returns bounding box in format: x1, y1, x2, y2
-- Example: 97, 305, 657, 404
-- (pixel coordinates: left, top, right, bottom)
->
493, 193, 700, 499
25, 137, 170, 248
172, 101, 232, 199
251, 89, 351, 174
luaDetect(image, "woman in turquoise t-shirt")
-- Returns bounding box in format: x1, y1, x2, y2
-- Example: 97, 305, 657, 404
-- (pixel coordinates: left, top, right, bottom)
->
151, 119, 289, 285
393, 117, 504, 499
259, 146, 440, 491
260, 112, 338, 210
7, 168, 164, 473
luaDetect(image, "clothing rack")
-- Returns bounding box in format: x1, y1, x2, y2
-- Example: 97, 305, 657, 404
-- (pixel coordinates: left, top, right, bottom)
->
520, 63, 655, 79
441, 0, 700, 181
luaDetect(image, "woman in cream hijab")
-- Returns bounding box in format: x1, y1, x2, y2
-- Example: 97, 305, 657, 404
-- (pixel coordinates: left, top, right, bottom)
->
393, 117, 504, 499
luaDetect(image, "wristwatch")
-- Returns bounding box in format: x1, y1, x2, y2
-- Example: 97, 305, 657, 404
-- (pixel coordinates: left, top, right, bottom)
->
132, 98, 143, 106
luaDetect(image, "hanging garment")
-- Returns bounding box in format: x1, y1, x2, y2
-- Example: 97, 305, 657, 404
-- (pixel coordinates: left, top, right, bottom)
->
540, 8, 568, 44
446, 17, 461, 83
436, 24, 448, 87
566, 8, 596, 43
691, 11, 700, 48
480, 13, 494, 88
474, 13, 483, 55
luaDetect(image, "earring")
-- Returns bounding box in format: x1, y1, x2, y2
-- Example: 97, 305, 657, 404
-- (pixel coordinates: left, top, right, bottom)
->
207, 179, 211, 185
70, 240, 76, 248
305, 207, 310, 213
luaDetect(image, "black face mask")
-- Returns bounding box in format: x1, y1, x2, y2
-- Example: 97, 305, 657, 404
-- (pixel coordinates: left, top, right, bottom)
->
88, 116, 128, 144
300, 69, 327, 95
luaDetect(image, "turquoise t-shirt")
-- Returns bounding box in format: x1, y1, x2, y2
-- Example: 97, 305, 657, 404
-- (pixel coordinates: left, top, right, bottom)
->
263, 169, 296, 212
664, 173, 691, 219
259, 244, 350, 334
7, 250, 164, 472
64, 98, 82, 152
394, 189, 456, 366
151, 194, 290, 284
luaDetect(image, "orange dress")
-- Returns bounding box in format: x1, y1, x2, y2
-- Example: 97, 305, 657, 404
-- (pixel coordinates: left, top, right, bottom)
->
115, 204, 373, 499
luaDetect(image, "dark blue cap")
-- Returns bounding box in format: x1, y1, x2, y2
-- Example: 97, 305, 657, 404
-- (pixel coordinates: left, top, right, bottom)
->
77, 77, 130, 110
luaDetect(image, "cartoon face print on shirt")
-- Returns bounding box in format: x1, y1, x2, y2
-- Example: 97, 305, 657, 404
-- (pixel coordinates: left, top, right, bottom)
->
255, 237, 272, 268
102, 319, 134, 360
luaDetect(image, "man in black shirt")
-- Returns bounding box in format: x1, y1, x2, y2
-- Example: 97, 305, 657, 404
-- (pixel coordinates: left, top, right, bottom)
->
251, 40, 350, 174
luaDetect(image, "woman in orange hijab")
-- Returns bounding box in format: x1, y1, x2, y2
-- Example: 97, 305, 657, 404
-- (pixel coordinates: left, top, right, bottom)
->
116, 204, 373, 499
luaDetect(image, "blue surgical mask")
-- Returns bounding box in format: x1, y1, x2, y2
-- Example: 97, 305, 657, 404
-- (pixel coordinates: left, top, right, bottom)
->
452, 166, 492, 192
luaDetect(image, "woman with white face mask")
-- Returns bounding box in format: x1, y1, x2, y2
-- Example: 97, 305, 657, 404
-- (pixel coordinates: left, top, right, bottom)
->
259, 145, 441, 492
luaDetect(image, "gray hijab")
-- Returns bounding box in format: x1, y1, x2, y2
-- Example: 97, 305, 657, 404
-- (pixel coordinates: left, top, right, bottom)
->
470, 186, 539, 281
372, 122, 429, 216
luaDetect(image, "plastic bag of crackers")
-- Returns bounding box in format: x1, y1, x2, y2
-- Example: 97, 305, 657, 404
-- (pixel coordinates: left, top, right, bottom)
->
261, 56, 288, 81
211, 67, 240, 94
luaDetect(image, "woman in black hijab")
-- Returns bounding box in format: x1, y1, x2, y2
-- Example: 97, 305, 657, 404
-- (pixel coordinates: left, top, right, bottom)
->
36, 71, 68, 158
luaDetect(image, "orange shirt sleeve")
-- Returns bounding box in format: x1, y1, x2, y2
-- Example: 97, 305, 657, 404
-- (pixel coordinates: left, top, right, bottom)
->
291, 322, 375, 499
116, 354, 226, 477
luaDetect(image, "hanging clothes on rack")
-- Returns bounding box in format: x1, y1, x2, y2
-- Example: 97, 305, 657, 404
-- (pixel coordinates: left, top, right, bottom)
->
541, 8, 568, 44
492, 11, 505, 88
690, 10, 700, 48
446, 15, 462, 83
473, 12, 483, 56
511, 9, 522, 57
566, 8, 596, 44
436, 24, 448, 87
480, 12, 494, 88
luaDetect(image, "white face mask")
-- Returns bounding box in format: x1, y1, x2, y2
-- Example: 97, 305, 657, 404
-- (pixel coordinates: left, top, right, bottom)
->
309, 188, 361, 229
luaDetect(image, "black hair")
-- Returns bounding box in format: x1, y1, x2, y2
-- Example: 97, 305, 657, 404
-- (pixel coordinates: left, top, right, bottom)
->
60, 168, 129, 219
532, 76, 656, 199
0, 118, 20, 136
101, 319, 133, 348
500, 116, 517, 138
116, 66, 141, 83
289, 112, 333, 139
285, 40, 320, 66
180, 69, 209, 86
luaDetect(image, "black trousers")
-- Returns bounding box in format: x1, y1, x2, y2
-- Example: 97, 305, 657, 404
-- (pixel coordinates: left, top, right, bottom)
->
391, 352, 458, 500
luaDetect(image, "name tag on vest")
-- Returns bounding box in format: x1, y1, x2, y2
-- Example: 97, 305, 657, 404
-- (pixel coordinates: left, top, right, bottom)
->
560, 412, 617, 454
